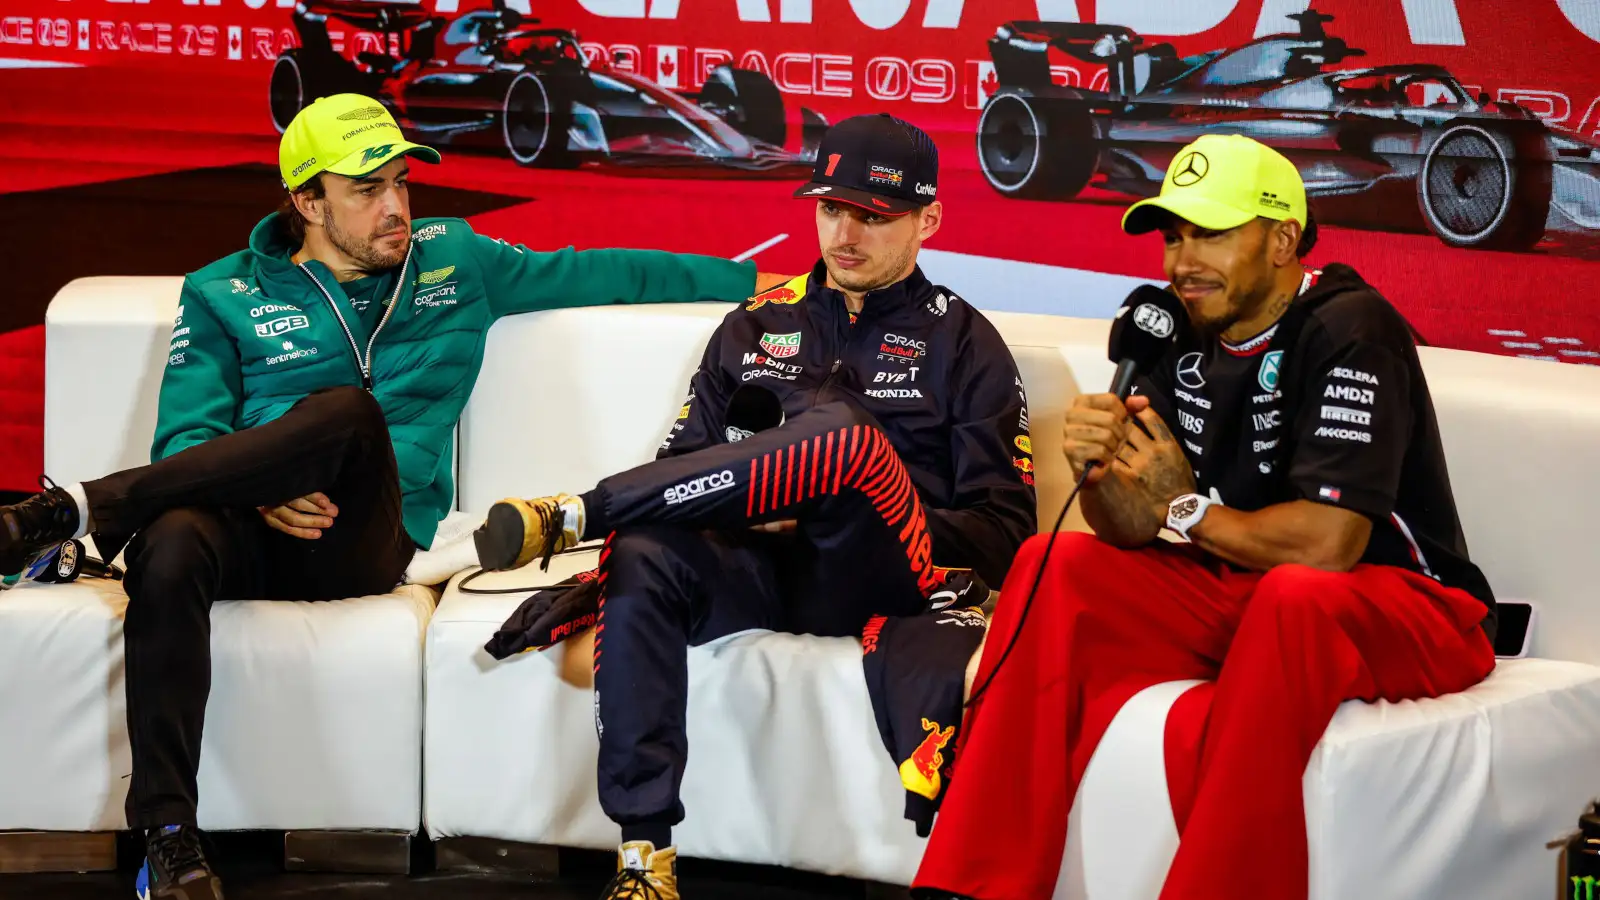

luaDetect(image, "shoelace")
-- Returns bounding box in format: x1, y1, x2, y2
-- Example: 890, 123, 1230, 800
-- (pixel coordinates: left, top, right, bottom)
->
536, 503, 567, 573
149, 828, 207, 882
602, 868, 665, 900
9, 475, 72, 543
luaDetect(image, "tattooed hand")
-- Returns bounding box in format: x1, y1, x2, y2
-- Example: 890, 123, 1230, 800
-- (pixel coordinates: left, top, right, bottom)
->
1114, 398, 1198, 520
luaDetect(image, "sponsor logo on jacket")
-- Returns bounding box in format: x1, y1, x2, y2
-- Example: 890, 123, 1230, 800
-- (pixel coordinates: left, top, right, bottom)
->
899, 718, 955, 800
746, 275, 808, 312
254, 315, 309, 338
418, 265, 456, 286
663, 470, 736, 505
759, 332, 802, 358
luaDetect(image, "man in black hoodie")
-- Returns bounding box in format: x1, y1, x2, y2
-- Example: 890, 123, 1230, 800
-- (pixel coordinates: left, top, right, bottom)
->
913, 134, 1498, 900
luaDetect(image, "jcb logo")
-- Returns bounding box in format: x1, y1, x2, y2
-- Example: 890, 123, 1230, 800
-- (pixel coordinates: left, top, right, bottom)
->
254, 315, 309, 338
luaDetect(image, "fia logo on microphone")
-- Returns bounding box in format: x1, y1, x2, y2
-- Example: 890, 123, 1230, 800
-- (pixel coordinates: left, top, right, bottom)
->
1133, 303, 1175, 338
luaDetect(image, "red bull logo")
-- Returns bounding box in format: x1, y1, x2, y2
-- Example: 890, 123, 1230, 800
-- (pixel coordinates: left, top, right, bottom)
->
899, 718, 955, 800
1013, 456, 1033, 474
746, 274, 809, 311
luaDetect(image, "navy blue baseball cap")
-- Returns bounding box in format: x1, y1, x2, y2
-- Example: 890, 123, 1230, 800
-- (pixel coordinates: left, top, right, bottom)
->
794, 113, 939, 216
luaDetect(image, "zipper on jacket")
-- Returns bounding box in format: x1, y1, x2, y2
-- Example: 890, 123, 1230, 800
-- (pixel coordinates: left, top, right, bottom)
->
297, 242, 412, 391
812, 304, 853, 406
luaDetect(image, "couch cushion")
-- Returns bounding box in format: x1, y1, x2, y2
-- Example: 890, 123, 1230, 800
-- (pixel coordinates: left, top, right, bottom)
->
424, 549, 930, 885
0, 577, 435, 832
1056, 658, 1600, 900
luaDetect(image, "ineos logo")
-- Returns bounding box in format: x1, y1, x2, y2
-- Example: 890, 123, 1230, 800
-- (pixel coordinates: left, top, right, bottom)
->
1172, 151, 1210, 187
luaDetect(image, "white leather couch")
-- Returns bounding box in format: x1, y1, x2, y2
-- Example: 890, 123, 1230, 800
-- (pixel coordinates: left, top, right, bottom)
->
0, 278, 434, 836
12, 276, 1600, 900
426, 300, 1600, 899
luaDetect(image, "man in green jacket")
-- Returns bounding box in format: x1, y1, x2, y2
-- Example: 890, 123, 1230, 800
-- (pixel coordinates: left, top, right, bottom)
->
0, 93, 778, 900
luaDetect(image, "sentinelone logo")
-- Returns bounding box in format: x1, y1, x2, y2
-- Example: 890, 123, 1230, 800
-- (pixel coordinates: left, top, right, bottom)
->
663, 470, 735, 506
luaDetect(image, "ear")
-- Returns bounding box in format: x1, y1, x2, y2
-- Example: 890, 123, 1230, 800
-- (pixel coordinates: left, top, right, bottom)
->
917, 201, 943, 242
291, 187, 326, 229
1272, 218, 1302, 266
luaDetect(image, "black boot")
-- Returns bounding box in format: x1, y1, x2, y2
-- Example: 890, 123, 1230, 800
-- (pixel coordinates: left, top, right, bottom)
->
0, 476, 79, 576
136, 825, 224, 900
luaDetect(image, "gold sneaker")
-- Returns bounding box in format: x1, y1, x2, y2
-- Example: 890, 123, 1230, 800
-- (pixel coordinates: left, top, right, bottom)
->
600, 841, 678, 900
473, 494, 580, 572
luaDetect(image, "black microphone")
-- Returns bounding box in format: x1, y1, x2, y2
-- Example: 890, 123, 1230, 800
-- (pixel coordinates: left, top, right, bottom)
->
31, 539, 124, 584
1106, 284, 1188, 399
723, 383, 785, 443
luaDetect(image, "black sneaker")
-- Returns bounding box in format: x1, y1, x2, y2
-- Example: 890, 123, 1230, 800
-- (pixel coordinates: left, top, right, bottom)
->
0, 476, 79, 577
135, 825, 223, 900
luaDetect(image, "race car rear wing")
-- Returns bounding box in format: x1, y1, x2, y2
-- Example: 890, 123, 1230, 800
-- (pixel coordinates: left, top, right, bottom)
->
989, 20, 1161, 97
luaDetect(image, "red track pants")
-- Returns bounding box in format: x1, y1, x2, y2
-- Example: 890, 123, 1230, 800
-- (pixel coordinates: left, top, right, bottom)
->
913, 532, 1495, 900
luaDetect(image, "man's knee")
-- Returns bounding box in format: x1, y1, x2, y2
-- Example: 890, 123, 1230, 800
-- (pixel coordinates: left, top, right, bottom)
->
124, 508, 227, 612
1249, 564, 1366, 622
600, 527, 696, 601
1014, 530, 1115, 584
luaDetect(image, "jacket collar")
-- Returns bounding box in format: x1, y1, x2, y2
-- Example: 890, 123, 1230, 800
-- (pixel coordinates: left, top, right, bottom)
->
805, 258, 935, 319
246, 213, 407, 297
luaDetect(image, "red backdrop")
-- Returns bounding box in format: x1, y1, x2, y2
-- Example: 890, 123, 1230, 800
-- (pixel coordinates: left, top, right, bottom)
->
3, 0, 1599, 489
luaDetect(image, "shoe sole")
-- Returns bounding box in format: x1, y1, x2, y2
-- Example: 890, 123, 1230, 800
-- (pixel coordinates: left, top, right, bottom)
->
475, 502, 533, 572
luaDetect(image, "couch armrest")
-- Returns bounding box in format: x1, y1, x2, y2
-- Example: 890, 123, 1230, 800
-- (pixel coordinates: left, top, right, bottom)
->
44, 276, 184, 485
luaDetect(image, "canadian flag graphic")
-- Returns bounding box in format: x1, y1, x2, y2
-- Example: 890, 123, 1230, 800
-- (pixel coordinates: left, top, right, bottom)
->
966, 60, 997, 110
655, 45, 681, 89
227, 25, 242, 61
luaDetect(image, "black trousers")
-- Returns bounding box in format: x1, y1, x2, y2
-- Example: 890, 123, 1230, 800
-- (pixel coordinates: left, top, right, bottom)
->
586, 401, 940, 832
83, 386, 415, 828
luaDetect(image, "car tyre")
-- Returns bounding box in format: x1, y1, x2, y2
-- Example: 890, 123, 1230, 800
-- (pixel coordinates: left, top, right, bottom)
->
698, 66, 786, 147
1417, 122, 1551, 251
502, 71, 577, 168
269, 50, 308, 135
976, 92, 1097, 200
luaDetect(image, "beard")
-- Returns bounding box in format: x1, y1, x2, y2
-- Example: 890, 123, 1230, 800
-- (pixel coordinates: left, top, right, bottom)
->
826, 239, 916, 295
326, 208, 408, 272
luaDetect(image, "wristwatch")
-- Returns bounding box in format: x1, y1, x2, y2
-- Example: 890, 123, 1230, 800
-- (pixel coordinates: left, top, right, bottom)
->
1166, 493, 1214, 541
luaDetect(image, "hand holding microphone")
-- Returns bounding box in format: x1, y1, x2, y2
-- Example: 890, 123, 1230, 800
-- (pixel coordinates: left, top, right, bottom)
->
1063, 285, 1186, 485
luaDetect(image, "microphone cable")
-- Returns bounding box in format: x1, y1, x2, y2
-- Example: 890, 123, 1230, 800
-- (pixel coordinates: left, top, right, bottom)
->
963, 464, 1092, 709
457, 544, 603, 595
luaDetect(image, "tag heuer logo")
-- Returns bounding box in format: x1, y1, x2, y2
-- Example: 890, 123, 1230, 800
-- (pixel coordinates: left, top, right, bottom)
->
759, 332, 802, 358
418, 265, 456, 285
337, 106, 386, 121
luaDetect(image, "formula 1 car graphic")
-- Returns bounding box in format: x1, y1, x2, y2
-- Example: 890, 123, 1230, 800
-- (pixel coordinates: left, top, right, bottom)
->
269, 0, 825, 175
976, 8, 1600, 251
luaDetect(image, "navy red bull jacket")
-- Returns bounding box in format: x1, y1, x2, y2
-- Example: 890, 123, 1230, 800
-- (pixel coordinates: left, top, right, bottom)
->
659, 259, 1036, 587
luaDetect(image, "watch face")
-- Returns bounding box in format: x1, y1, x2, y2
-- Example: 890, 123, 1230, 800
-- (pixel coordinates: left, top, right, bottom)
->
1172, 496, 1201, 519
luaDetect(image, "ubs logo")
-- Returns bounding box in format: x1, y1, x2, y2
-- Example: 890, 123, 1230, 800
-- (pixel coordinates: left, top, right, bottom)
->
1172, 151, 1209, 187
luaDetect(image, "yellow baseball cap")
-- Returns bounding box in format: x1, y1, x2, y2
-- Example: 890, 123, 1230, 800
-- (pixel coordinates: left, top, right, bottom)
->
1121, 134, 1306, 235
278, 93, 440, 190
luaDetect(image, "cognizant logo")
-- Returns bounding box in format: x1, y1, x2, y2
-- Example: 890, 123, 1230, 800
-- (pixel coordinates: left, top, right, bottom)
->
663, 470, 735, 506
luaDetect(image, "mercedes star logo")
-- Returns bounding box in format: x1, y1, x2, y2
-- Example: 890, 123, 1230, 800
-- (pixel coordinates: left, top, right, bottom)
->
1172, 151, 1210, 187
1176, 351, 1206, 389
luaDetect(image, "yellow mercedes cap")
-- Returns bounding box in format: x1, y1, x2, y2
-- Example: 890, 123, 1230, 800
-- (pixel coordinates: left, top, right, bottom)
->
279, 93, 441, 190
1122, 134, 1306, 235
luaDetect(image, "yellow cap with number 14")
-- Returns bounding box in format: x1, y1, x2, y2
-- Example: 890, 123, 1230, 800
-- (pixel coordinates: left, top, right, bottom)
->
278, 93, 440, 190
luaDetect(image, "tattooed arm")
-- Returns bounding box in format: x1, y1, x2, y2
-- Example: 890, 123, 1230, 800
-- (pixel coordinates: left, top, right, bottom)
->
1062, 394, 1196, 548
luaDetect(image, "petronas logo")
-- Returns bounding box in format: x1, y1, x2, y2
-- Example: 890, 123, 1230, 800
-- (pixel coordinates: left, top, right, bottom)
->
418, 266, 456, 285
